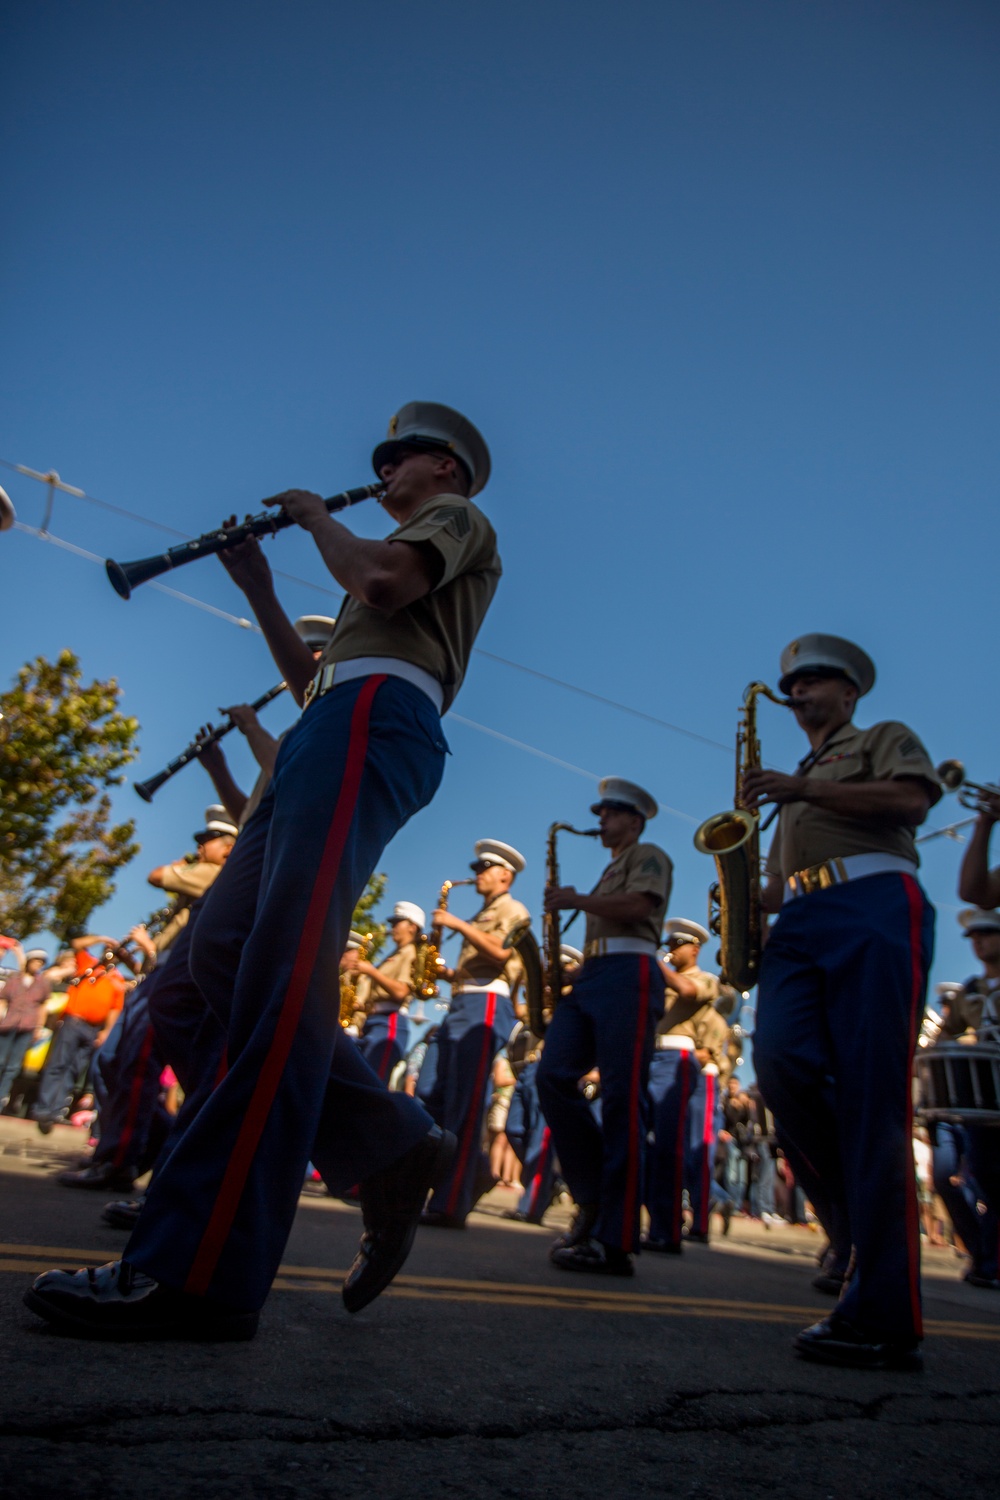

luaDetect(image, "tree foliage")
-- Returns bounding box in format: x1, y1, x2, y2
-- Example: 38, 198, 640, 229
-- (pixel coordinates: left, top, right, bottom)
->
0, 651, 140, 942
351, 872, 388, 960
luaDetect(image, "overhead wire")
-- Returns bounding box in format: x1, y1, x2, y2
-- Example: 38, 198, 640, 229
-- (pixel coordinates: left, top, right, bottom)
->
3, 457, 733, 754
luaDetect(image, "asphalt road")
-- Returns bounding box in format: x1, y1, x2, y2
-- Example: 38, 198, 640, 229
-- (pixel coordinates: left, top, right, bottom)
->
2, 1116, 998, 1499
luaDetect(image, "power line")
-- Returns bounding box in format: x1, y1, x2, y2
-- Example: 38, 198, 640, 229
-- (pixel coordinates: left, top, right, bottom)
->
3, 457, 734, 753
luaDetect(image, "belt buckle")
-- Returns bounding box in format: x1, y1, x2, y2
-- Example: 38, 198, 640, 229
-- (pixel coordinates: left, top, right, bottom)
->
790, 860, 840, 898
303, 675, 319, 708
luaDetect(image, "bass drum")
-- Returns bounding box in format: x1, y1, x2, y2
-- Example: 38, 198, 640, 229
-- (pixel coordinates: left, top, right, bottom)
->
915, 1041, 1000, 1127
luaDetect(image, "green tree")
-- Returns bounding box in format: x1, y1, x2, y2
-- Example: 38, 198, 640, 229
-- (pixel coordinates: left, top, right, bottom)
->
0, 650, 140, 942
351, 872, 388, 959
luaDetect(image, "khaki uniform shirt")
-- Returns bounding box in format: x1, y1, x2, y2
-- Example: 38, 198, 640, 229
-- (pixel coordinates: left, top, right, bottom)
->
584, 842, 672, 949
939, 977, 1000, 1039
362, 942, 418, 1011
154, 860, 221, 953
318, 492, 502, 713
658, 966, 728, 1069
453, 892, 530, 989
765, 720, 941, 883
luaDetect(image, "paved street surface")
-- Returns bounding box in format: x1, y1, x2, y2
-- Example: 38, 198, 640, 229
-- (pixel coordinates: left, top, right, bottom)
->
1, 1116, 998, 1499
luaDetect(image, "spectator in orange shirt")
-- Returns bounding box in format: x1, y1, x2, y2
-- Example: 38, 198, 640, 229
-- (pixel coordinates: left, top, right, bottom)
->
33, 937, 135, 1135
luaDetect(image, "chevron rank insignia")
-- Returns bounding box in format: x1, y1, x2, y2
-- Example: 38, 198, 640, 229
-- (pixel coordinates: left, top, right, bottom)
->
431, 505, 471, 540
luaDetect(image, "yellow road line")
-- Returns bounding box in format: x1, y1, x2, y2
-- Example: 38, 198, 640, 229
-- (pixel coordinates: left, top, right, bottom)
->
4, 1243, 998, 1340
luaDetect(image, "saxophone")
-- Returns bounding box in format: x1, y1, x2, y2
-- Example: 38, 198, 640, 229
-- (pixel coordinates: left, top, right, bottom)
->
413, 879, 475, 999
693, 682, 790, 992
532, 822, 599, 1035
339, 932, 373, 1028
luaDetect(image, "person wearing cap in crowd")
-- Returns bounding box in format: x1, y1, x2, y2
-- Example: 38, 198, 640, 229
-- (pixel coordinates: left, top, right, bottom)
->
420, 839, 529, 1228
926, 910, 1000, 1286
643, 919, 730, 1254
743, 633, 940, 1369
31, 934, 137, 1135
25, 401, 501, 1339
502, 942, 583, 1226
538, 778, 671, 1276
0, 945, 56, 1112
345, 902, 424, 1085
57, 807, 239, 1195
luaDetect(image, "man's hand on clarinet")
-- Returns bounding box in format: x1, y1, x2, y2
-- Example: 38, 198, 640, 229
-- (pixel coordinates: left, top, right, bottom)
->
220, 703, 261, 736
741, 768, 807, 811
216, 515, 273, 592
263, 489, 329, 533
194, 725, 226, 774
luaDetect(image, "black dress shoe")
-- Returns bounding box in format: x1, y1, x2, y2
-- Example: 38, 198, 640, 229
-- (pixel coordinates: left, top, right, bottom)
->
501, 1210, 530, 1223
549, 1202, 598, 1253
342, 1126, 456, 1314
964, 1270, 1000, 1290
811, 1269, 847, 1296
641, 1235, 683, 1255
101, 1198, 145, 1230
57, 1162, 135, 1192
794, 1313, 923, 1371
23, 1260, 258, 1341
36, 1119, 54, 1136
419, 1210, 467, 1229
550, 1240, 635, 1277
685, 1230, 710, 1245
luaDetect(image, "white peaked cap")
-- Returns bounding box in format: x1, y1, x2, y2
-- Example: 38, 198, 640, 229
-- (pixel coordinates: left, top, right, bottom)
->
294, 615, 337, 650
959, 908, 1000, 936
664, 918, 711, 947
392, 902, 425, 928
473, 839, 526, 874
560, 944, 584, 966
590, 777, 658, 822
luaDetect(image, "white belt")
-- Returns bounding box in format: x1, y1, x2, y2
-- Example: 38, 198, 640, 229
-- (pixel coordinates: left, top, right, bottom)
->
783, 852, 918, 903
452, 980, 511, 998
583, 938, 659, 959
304, 657, 444, 715
370, 1002, 404, 1016
655, 1034, 695, 1052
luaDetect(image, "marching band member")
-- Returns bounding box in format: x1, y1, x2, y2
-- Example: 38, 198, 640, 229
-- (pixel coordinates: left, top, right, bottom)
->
26, 401, 500, 1338
503, 943, 581, 1225
57, 807, 238, 1195
643, 919, 729, 1253
746, 634, 940, 1370
421, 840, 529, 1228
539, 778, 671, 1276
347, 902, 424, 1082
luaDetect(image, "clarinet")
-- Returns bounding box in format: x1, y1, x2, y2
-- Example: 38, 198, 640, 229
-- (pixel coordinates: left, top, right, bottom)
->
134, 682, 286, 801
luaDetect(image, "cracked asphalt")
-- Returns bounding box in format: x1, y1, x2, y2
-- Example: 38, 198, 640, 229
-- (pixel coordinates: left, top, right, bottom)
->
2, 1117, 998, 1498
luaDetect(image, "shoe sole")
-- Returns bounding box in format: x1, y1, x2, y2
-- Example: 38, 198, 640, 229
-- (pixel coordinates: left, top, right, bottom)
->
23, 1289, 258, 1342
342, 1130, 457, 1315
794, 1340, 923, 1372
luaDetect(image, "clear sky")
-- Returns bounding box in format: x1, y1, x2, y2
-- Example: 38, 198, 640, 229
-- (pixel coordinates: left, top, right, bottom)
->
2, 2, 998, 1058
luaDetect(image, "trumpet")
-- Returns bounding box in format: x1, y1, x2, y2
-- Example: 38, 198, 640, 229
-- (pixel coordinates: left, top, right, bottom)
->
936, 760, 1000, 815
694, 682, 791, 991
105, 483, 385, 599
134, 682, 287, 801
414, 878, 475, 999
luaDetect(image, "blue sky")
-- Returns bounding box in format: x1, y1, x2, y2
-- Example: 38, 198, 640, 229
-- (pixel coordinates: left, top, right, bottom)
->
2, 2, 998, 1053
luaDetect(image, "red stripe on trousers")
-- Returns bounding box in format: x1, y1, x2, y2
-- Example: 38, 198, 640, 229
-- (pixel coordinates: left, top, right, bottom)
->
673, 1052, 692, 1242
445, 992, 497, 1217
697, 1070, 716, 1234
901, 874, 925, 1340
377, 1012, 399, 1082
527, 1126, 551, 1217
185, 675, 385, 1298
620, 956, 651, 1249
113, 1023, 156, 1169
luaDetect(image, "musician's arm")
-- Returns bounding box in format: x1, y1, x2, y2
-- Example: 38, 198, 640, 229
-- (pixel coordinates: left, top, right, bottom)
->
302, 525, 442, 611
958, 814, 1000, 908
194, 732, 248, 825
215, 530, 316, 704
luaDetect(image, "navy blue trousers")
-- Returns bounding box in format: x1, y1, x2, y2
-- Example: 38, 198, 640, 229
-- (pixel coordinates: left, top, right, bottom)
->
537, 953, 664, 1253
89, 987, 169, 1177
358, 1011, 410, 1087
425, 989, 514, 1221
126, 677, 445, 1311
33, 1015, 100, 1122
930, 1121, 998, 1280
754, 872, 933, 1345
507, 1060, 557, 1222
965, 1127, 1000, 1272
645, 1046, 701, 1246
686, 1066, 722, 1234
